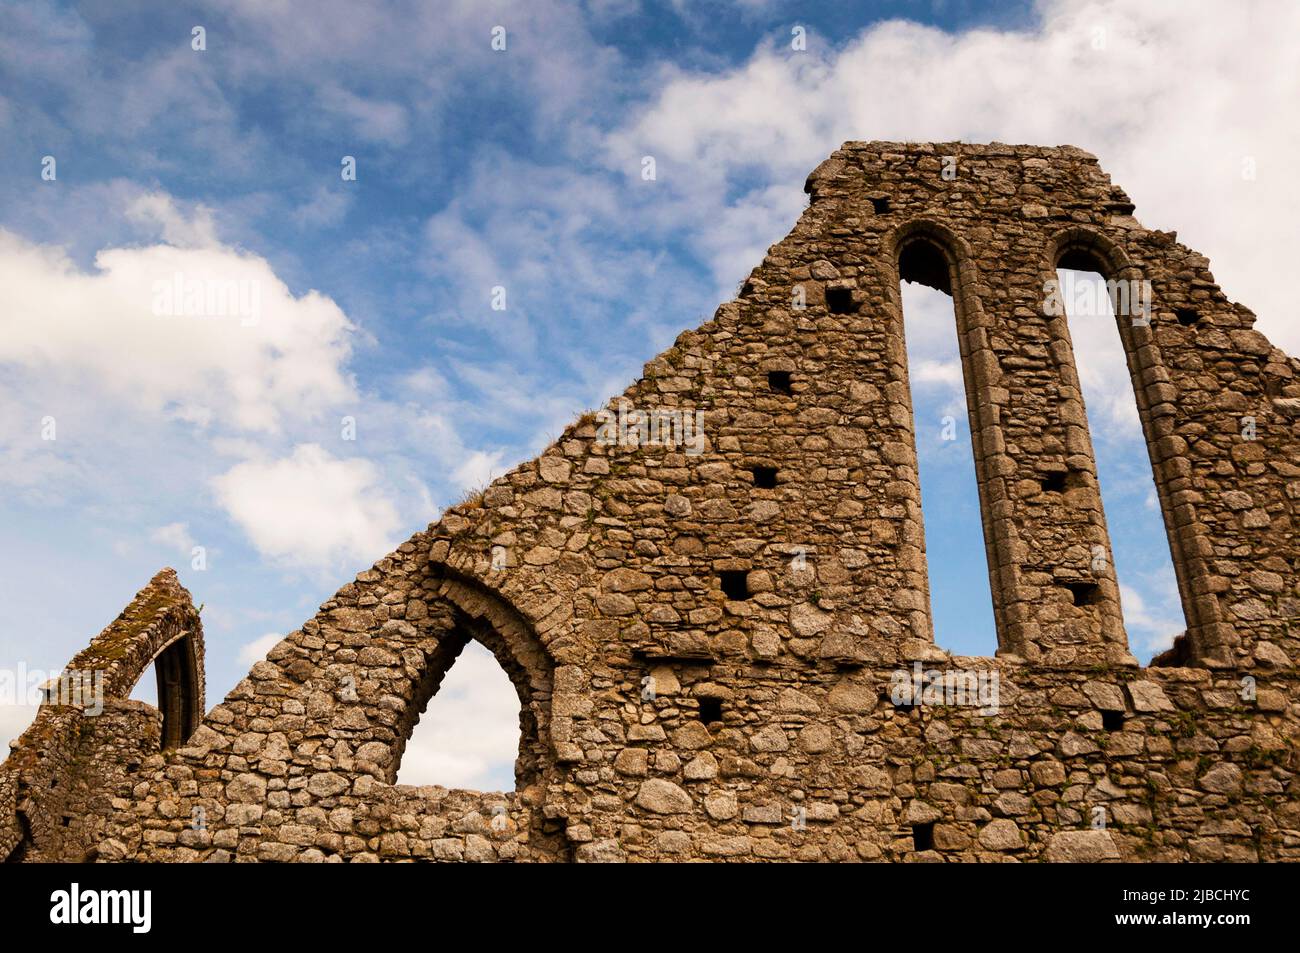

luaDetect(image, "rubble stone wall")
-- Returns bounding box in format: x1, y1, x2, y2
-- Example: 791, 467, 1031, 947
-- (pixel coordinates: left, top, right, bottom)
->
6, 142, 1297, 862
1, 569, 202, 862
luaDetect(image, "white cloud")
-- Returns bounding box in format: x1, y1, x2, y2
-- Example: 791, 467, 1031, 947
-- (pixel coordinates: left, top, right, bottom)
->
397, 365, 451, 400
420, 150, 704, 367
289, 185, 354, 230
1059, 270, 1143, 434
911, 359, 964, 389
0, 702, 40, 753
691, 182, 806, 297
0, 217, 357, 434
901, 281, 971, 442
150, 522, 195, 555
0, 190, 503, 548
394, 640, 520, 791
125, 193, 220, 249
211, 444, 402, 572
238, 632, 284, 666
1118, 580, 1184, 656
452, 450, 508, 492
607, 0, 1300, 356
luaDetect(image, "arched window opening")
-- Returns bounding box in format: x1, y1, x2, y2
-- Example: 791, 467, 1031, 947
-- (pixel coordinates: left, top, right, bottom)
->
898, 237, 998, 656
127, 634, 199, 750
394, 638, 524, 792
128, 662, 158, 706
1054, 259, 1188, 663
900, 240, 952, 294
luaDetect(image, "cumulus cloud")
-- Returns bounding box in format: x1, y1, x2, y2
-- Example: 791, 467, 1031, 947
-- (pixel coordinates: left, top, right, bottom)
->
211, 444, 403, 572
0, 189, 498, 565
607, 0, 1300, 355
238, 632, 284, 666
125, 193, 221, 249
395, 640, 521, 791
0, 221, 356, 433
452, 450, 508, 493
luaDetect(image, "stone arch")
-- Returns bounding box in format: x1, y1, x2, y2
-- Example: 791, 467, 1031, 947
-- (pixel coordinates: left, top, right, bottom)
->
138, 632, 203, 751
882, 219, 1018, 654
888, 218, 976, 284
1, 569, 203, 861
388, 571, 555, 791
1051, 225, 1136, 277
64, 570, 205, 750
1045, 226, 1227, 665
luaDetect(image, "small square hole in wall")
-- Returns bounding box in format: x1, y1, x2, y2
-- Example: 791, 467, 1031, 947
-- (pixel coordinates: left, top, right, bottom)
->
1064, 582, 1102, 607
126, 763, 139, 775
826, 286, 857, 314
1102, 710, 1126, 731
912, 822, 935, 851
767, 370, 793, 394
719, 570, 749, 601
1041, 470, 1087, 494
698, 698, 723, 724
751, 466, 778, 489
871, 196, 890, 214
61, 816, 72, 827
1175, 308, 1200, 326
1040, 472, 1067, 493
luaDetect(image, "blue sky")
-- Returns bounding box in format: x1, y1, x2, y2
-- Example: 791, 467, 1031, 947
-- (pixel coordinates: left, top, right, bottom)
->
2, 0, 1297, 790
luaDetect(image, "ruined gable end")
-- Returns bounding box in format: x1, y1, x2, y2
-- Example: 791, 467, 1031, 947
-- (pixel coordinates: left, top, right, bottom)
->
1, 568, 204, 862
11, 142, 1300, 864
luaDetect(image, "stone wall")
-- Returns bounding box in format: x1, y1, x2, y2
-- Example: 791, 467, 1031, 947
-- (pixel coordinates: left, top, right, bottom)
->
1, 569, 203, 862
7, 142, 1298, 862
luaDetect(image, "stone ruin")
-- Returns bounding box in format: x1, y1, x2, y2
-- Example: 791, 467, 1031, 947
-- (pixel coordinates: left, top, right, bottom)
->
3, 141, 1297, 863
0, 569, 203, 862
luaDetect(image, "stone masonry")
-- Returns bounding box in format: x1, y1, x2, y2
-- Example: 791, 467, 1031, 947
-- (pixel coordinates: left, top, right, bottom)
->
3, 142, 1297, 862
1, 569, 203, 862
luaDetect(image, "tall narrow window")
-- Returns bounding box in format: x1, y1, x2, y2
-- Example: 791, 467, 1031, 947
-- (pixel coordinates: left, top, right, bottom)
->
128, 635, 199, 749
899, 240, 998, 656
1055, 265, 1187, 662
394, 639, 521, 791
